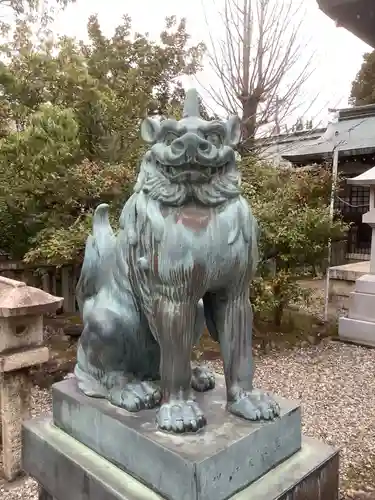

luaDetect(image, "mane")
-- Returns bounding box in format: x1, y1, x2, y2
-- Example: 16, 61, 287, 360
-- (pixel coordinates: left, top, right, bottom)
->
133, 153, 242, 207
120, 152, 253, 248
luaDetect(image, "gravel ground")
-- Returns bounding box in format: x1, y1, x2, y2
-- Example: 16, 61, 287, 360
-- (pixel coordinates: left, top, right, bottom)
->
254, 342, 375, 492
2, 341, 375, 499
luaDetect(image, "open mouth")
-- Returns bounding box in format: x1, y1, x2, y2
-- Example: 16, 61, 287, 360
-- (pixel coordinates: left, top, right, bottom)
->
156, 161, 229, 182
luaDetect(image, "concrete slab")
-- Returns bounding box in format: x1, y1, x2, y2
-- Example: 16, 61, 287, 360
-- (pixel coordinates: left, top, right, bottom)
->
349, 291, 375, 322
355, 274, 375, 294
339, 316, 375, 347
22, 418, 339, 500
329, 261, 369, 282
52, 377, 301, 500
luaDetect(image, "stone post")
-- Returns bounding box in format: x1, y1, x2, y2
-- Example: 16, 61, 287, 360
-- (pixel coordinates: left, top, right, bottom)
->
0, 276, 62, 481
365, 181, 375, 273
339, 167, 375, 345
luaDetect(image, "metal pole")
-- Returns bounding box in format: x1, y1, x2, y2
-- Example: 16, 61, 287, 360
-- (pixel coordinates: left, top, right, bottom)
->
324, 147, 339, 321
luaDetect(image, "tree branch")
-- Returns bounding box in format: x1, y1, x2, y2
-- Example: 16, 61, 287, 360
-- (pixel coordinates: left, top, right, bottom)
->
201, 0, 315, 142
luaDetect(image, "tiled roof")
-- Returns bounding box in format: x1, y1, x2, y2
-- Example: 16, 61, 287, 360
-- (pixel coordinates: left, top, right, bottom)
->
282, 105, 375, 163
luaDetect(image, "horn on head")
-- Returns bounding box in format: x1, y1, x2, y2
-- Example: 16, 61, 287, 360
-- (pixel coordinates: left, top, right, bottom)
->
183, 88, 201, 118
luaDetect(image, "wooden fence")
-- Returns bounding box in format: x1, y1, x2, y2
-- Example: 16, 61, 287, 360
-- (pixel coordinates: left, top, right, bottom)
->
0, 259, 80, 313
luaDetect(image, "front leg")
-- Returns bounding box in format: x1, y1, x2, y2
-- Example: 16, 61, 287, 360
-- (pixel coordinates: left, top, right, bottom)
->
204, 290, 280, 421
152, 295, 206, 433
191, 299, 215, 393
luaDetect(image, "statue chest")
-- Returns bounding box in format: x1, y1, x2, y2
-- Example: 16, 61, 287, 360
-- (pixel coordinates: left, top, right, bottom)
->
161, 205, 214, 232
121, 197, 252, 292
148, 202, 249, 281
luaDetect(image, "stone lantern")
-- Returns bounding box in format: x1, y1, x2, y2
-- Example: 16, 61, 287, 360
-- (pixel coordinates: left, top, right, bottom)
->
0, 276, 63, 480
339, 167, 375, 345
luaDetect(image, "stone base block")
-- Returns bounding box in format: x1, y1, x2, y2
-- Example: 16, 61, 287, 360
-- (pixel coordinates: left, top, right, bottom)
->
355, 274, 375, 294
0, 345, 49, 372
339, 316, 375, 347
349, 291, 375, 322
51, 377, 301, 500
22, 418, 339, 500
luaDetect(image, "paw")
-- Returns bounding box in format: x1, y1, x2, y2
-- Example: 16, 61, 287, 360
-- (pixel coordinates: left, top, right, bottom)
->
228, 389, 280, 421
156, 400, 206, 433
108, 381, 162, 412
191, 365, 215, 392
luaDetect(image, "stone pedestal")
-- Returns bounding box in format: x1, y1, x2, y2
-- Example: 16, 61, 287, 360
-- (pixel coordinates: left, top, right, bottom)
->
52, 377, 301, 500
23, 419, 339, 500
0, 276, 63, 480
329, 261, 369, 311
339, 274, 375, 345
22, 376, 339, 499
339, 168, 375, 345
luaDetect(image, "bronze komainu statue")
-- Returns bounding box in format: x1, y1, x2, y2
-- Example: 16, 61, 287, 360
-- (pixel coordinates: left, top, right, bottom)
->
75, 89, 279, 433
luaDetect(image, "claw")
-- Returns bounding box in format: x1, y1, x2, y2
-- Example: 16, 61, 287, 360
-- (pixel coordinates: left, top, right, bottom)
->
157, 400, 206, 433
228, 389, 279, 422
191, 365, 216, 392
108, 381, 161, 412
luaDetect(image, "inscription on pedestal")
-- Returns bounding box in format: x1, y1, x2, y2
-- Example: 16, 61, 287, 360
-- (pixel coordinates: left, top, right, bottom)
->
52, 377, 302, 500
22, 418, 339, 500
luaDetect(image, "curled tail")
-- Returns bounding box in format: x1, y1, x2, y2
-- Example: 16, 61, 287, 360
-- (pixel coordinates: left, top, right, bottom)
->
76, 204, 116, 313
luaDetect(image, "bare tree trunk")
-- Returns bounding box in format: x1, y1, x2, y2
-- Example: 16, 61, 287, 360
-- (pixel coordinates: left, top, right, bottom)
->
201, 0, 314, 150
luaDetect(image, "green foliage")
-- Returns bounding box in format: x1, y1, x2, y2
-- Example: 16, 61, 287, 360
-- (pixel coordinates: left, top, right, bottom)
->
350, 50, 375, 106
0, 13, 205, 263
0, 3, 345, 332
241, 158, 348, 325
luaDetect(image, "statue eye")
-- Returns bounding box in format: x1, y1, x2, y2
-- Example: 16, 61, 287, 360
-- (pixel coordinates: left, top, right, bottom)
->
164, 131, 178, 145
205, 132, 222, 147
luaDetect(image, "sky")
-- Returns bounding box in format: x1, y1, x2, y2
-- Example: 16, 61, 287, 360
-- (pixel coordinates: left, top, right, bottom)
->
51, 0, 371, 130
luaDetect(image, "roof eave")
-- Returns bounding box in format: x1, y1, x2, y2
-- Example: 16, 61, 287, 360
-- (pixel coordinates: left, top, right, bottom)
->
282, 147, 375, 164
317, 0, 375, 48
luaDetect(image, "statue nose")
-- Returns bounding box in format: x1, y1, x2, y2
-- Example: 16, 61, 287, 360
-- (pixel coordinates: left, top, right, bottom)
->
198, 140, 210, 153
170, 138, 186, 155
170, 133, 212, 158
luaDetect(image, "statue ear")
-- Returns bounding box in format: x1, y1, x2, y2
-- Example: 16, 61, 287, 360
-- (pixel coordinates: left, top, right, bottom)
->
226, 115, 241, 147
141, 118, 160, 144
